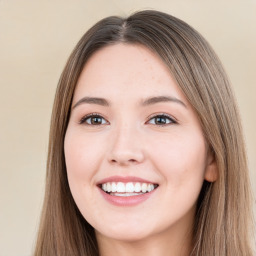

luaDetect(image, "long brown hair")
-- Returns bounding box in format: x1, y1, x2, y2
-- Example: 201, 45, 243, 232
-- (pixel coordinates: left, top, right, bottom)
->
34, 10, 254, 256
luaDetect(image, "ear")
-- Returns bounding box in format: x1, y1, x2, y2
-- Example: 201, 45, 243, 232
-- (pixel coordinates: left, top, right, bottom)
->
204, 148, 218, 182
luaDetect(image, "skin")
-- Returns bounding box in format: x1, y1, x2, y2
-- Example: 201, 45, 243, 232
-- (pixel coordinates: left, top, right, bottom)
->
64, 43, 217, 256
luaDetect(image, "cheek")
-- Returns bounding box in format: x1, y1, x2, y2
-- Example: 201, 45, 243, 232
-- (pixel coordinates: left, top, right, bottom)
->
64, 129, 100, 203
64, 129, 104, 180
148, 132, 207, 220
64, 129, 103, 216
148, 130, 207, 186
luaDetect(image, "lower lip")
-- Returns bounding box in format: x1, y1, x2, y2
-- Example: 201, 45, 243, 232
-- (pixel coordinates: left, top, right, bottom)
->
98, 187, 157, 206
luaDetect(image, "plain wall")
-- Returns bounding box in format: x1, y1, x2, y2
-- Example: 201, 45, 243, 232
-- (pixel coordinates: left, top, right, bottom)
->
0, 1, 255, 255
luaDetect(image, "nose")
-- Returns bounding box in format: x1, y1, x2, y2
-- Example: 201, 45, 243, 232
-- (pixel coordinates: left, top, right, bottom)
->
107, 124, 145, 166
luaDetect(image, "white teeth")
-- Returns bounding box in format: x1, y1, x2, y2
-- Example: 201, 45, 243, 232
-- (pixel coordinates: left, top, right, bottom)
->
110, 192, 144, 197
107, 183, 111, 192
141, 183, 147, 193
116, 182, 125, 192
101, 181, 157, 194
125, 182, 134, 192
112, 182, 117, 192
134, 182, 141, 192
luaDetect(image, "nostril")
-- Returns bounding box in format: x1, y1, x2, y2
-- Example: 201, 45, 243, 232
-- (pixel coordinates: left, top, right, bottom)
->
109, 157, 139, 165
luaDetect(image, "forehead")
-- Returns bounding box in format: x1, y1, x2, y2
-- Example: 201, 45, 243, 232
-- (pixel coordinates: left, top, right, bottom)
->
73, 43, 188, 105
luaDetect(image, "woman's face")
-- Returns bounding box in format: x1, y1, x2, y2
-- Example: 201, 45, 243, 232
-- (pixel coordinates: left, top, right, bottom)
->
64, 43, 216, 242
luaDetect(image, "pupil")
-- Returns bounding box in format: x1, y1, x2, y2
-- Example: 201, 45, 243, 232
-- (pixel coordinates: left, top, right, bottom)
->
92, 117, 102, 124
156, 117, 166, 124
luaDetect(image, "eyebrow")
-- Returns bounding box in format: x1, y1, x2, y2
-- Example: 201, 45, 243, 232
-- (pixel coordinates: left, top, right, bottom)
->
73, 97, 110, 109
141, 96, 187, 108
72, 95, 187, 109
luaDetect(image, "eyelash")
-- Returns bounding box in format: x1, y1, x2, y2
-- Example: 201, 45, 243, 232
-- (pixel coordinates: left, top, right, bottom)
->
147, 113, 177, 126
79, 113, 177, 127
79, 113, 108, 125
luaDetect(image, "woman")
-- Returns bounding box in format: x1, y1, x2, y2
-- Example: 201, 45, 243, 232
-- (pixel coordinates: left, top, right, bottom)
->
34, 10, 254, 256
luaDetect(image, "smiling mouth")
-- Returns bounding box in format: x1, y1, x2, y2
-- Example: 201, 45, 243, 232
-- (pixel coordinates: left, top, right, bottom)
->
99, 182, 159, 197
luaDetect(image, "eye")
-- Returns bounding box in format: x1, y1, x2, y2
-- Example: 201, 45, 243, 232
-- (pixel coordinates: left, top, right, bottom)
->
146, 114, 176, 126
79, 113, 109, 126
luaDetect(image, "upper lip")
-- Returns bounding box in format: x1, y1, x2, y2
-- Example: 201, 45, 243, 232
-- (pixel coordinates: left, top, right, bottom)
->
97, 176, 158, 185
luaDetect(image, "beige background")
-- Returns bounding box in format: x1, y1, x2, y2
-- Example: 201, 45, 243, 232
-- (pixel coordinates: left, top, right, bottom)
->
0, 1, 255, 255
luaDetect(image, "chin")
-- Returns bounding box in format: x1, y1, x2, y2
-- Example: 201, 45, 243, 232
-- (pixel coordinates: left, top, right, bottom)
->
97, 228, 152, 242
95, 220, 155, 242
